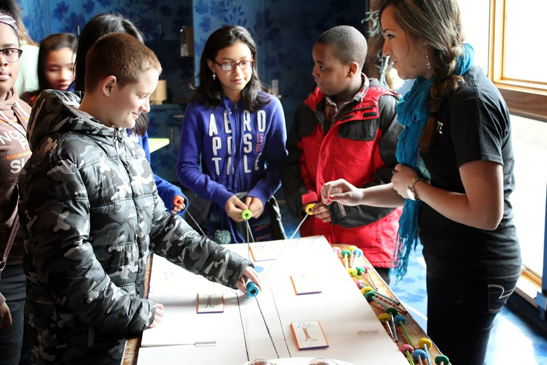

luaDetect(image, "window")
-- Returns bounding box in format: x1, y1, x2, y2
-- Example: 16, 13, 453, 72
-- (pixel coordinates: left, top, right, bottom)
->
488, 0, 547, 120
460, 0, 547, 285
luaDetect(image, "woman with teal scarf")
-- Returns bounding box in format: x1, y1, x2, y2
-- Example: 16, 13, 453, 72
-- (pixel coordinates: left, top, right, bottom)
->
321, 1, 521, 364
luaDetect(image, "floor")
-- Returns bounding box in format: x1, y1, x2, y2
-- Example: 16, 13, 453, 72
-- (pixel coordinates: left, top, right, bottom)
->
280, 202, 547, 365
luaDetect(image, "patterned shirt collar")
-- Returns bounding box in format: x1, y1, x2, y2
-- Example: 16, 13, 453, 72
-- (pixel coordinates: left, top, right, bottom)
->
324, 73, 369, 126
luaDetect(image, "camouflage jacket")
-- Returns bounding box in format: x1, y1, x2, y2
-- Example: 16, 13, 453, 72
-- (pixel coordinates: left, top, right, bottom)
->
19, 90, 252, 364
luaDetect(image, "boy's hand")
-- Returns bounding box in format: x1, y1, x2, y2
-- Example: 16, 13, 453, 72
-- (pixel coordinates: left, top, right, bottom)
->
225, 196, 248, 222
244, 196, 264, 218
236, 266, 262, 295
0, 302, 12, 328
149, 303, 164, 329
311, 202, 331, 223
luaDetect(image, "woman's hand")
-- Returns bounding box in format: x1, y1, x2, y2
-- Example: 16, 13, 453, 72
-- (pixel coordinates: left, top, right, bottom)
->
244, 196, 264, 218
321, 179, 365, 206
236, 266, 263, 295
391, 164, 418, 199
0, 302, 12, 328
225, 195, 248, 222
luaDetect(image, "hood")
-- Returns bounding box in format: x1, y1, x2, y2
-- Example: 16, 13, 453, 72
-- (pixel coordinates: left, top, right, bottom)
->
0, 88, 31, 126
27, 90, 115, 150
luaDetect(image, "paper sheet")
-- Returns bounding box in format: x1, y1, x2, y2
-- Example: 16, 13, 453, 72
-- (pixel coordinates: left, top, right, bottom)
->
137, 237, 408, 365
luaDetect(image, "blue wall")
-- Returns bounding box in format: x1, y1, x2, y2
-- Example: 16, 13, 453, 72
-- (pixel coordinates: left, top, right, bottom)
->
19, 0, 366, 126
19, 0, 194, 102
192, 0, 366, 129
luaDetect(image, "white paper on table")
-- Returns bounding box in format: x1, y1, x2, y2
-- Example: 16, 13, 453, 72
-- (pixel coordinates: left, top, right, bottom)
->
139, 237, 409, 365
290, 273, 322, 295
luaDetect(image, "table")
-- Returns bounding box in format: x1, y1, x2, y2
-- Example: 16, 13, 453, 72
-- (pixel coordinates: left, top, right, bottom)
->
332, 244, 443, 361
123, 237, 442, 364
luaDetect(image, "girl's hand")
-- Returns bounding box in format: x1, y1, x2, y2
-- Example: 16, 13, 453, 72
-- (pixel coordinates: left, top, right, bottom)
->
225, 195, 248, 222
236, 266, 263, 295
244, 196, 264, 218
321, 179, 364, 206
391, 164, 418, 199
149, 303, 164, 328
171, 195, 185, 214
311, 202, 331, 223
0, 302, 12, 328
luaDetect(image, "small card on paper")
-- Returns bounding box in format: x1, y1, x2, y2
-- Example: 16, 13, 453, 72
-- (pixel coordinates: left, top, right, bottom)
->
197, 292, 224, 313
290, 321, 329, 350
290, 274, 322, 295
249, 243, 283, 262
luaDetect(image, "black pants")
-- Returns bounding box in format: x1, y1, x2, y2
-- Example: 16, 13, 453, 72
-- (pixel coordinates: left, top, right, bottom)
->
426, 274, 517, 365
375, 267, 391, 286
0, 263, 35, 365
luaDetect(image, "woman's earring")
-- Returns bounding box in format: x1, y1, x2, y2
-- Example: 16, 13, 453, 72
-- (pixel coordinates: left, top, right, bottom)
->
212, 72, 217, 80
425, 48, 431, 70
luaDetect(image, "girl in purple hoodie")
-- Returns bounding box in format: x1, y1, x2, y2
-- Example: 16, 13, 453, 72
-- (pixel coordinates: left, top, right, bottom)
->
178, 25, 287, 244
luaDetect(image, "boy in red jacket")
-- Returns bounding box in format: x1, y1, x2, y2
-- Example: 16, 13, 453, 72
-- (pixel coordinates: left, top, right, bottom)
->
282, 25, 402, 283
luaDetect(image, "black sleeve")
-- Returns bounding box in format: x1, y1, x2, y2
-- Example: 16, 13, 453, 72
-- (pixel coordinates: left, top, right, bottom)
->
282, 104, 319, 219
329, 93, 402, 228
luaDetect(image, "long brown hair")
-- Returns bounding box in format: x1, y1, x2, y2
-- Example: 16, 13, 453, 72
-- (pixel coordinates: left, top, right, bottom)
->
380, 0, 465, 151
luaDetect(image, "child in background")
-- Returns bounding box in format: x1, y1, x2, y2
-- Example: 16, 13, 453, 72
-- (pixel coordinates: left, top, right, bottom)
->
282, 25, 402, 284
0, 2, 34, 365
19, 32, 261, 364
178, 25, 287, 244
72, 12, 187, 215
21, 33, 77, 106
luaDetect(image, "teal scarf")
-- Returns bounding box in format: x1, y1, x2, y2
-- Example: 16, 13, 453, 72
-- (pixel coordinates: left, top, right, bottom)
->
393, 44, 474, 281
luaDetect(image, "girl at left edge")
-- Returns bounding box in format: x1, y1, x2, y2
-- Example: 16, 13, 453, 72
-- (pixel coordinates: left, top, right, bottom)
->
21, 33, 77, 106
0, 1, 35, 364
178, 25, 287, 244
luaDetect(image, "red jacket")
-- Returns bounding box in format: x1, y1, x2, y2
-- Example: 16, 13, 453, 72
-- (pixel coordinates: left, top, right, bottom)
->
282, 80, 402, 267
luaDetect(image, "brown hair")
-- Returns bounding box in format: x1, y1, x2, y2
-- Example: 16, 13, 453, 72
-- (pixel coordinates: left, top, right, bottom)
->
380, 0, 465, 151
84, 32, 161, 93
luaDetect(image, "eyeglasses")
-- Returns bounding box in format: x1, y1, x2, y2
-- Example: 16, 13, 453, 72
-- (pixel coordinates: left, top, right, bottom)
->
215, 59, 254, 71
0, 48, 23, 63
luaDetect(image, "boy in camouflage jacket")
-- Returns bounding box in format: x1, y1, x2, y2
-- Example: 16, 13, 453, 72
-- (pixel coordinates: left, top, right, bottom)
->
19, 33, 261, 364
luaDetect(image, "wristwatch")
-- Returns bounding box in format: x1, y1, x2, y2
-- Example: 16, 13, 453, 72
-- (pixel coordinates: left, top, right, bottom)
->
406, 176, 429, 201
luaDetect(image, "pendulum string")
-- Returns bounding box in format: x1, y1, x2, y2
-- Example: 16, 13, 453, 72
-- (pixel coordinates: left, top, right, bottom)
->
289, 203, 315, 240
271, 288, 292, 357
235, 293, 251, 360
255, 294, 280, 359
185, 210, 207, 237
241, 210, 279, 358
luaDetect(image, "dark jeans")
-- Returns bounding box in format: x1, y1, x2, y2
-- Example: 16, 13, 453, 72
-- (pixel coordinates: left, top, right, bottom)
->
375, 267, 391, 286
0, 263, 35, 365
426, 274, 517, 365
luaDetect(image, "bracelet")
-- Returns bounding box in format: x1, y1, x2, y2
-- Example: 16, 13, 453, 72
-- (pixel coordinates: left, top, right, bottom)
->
407, 176, 430, 201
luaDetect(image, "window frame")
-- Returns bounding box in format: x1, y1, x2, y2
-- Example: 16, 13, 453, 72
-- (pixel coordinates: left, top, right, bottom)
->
489, 0, 547, 122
